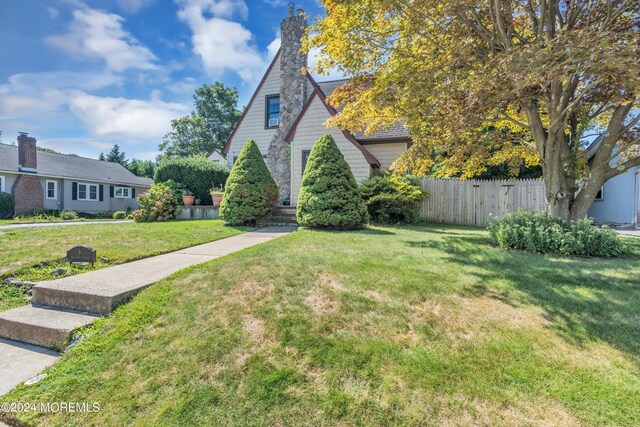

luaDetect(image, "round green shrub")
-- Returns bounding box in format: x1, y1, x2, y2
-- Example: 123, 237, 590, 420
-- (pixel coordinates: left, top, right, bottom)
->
112, 211, 127, 220
0, 192, 15, 219
297, 134, 368, 229
359, 174, 427, 224
488, 209, 625, 257
132, 183, 177, 222
155, 157, 229, 204
219, 140, 278, 225
60, 209, 78, 220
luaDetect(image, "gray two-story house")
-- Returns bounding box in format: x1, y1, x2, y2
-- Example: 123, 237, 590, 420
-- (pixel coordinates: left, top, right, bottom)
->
0, 133, 152, 215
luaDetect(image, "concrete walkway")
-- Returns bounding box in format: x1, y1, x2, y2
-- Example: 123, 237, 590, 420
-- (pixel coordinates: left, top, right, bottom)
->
0, 220, 132, 230
615, 229, 640, 237
0, 227, 295, 396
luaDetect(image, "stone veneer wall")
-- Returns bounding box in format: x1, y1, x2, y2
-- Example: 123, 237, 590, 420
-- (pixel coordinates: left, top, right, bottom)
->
267, 7, 308, 204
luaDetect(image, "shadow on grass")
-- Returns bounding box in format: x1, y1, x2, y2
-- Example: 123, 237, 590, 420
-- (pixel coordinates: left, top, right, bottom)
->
405, 235, 640, 360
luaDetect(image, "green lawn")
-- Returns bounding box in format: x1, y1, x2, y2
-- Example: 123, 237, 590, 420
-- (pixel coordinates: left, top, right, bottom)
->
2, 226, 639, 426
0, 220, 247, 277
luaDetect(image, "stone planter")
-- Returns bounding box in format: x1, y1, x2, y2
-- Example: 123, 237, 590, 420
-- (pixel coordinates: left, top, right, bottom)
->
211, 192, 224, 208
182, 195, 195, 207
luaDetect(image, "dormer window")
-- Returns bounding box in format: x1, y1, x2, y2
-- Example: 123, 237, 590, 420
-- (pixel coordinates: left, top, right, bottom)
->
265, 95, 280, 128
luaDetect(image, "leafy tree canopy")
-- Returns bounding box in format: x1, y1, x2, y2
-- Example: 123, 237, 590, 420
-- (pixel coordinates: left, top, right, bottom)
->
309, 0, 639, 220
159, 82, 243, 159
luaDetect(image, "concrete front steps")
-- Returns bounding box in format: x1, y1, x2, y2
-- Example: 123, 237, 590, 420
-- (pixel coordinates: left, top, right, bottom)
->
0, 227, 295, 352
261, 205, 298, 227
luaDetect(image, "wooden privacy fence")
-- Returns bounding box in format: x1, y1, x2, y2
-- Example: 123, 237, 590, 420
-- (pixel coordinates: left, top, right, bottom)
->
420, 178, 547, 227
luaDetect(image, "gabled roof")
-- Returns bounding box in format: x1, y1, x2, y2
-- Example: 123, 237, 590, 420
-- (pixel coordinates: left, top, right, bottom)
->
315, 79, 411, 142
0, 143, 153, 187
219, 48, 282, 157
285, 75, 380, 166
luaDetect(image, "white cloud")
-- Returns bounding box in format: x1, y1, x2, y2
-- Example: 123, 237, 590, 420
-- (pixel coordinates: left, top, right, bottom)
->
68, 91, 189, 139
117, 0, 156, 14
266, 34, 346, 82
176, 0, 270, 82
47, 8, 157, 72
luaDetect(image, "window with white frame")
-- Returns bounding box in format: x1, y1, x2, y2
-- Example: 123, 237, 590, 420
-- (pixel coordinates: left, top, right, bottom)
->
594, 186, 604, 201
46, 180, 57, 199
78, 183, 99, 201
0, 176, 5, 193
114, 186, 131, 198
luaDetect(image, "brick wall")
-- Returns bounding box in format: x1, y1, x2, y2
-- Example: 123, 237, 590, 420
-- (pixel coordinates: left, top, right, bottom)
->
13, 133, 44, 214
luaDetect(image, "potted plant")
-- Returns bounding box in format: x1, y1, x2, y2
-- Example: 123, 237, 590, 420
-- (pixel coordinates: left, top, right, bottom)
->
210, 185, 224, 208
182, 189, 195, 207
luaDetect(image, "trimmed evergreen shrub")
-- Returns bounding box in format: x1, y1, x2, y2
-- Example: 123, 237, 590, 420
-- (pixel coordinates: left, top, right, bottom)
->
359, 174, 427, 224
60, 210, 79, 220
297, 134, 368, 229
155, 157, 229, 204
488, 209, 625, 257
219, 140, 278, 225
0, 192, 15, 219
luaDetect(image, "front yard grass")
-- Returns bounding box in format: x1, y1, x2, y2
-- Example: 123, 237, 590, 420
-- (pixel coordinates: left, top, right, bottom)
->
2, 226, 639, 426
0, 220, 249, 310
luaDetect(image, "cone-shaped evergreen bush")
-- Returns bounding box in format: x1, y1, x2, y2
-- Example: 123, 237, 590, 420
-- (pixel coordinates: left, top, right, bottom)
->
297, 134, 368, 229
220, 140, 278, 225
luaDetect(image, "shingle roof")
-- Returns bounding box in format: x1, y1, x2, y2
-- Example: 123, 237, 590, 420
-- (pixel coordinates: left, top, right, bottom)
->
315, 78, 411, 142
0, 143, 153, 187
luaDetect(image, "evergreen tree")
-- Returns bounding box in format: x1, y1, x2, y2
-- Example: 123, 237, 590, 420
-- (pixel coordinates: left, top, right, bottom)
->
106, 144, 128, 166
297, 134, 368, 229
98, 152, 106, 161
219, 140, 278, 225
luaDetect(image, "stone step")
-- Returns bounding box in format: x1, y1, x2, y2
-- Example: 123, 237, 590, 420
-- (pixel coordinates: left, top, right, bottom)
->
0, 306, 96, 351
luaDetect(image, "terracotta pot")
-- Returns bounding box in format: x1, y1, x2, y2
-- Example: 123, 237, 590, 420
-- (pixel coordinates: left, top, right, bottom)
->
211, 193, 224, 208
182, 195, 195, 207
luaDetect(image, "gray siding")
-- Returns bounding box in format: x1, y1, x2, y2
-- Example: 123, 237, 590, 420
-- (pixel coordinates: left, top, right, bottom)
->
0, 173, 17, 194
42, 178, 63, 210
588, 167, 640, 225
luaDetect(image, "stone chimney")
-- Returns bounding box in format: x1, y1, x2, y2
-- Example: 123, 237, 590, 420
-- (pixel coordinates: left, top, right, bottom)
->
267, 2, 308, 204
12, 132, 44, 214
18, 132, 38, 171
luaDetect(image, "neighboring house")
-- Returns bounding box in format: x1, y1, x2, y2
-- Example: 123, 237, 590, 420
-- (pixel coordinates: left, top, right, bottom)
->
209, 5, 411, 205
0, 133, 153, 215
586, 135, 640, 226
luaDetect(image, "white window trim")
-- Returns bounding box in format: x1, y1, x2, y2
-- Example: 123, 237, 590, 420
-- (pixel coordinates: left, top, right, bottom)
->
114, 186, 131, 199
45, 180, 57, 200
0, 175, 5, 193
77, 182, 99, 201
594, 186, 604, 201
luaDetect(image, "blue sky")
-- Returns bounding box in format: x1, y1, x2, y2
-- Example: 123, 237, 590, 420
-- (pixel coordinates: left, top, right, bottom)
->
0, 0, 330, 160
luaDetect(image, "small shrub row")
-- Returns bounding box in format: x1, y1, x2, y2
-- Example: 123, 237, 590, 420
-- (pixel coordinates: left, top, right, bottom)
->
488, 209, 625, 257
112, 211, 127, 220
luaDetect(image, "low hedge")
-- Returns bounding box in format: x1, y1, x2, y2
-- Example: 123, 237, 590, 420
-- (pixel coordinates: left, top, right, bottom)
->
359, 174, 427, 224
488, 209, 625, 257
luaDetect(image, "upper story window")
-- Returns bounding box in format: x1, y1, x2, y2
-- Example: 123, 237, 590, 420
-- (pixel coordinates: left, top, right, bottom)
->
265, 95, 280, 128
594, 186, 604, 201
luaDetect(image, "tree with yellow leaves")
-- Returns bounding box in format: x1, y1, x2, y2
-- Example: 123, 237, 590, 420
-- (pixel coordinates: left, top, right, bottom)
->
309, 0, 639, 220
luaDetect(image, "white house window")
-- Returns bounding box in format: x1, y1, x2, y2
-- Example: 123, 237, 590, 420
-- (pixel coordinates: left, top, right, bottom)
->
0, 176, 5, 193
46, 180, 57, 199
114, 186, 131, 198
595, 186, 604, 201
78, 183, 99, 201
302, 150, 311, 176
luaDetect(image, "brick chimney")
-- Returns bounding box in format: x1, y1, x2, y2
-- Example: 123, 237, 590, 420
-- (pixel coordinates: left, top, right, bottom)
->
18, 132, 38, 171
267, 3, 308, 204
12, 132, 44, 214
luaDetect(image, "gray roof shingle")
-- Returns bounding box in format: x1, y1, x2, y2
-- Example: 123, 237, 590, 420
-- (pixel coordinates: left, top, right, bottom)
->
0, 143, 153, 187
315, 79, 411, 142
